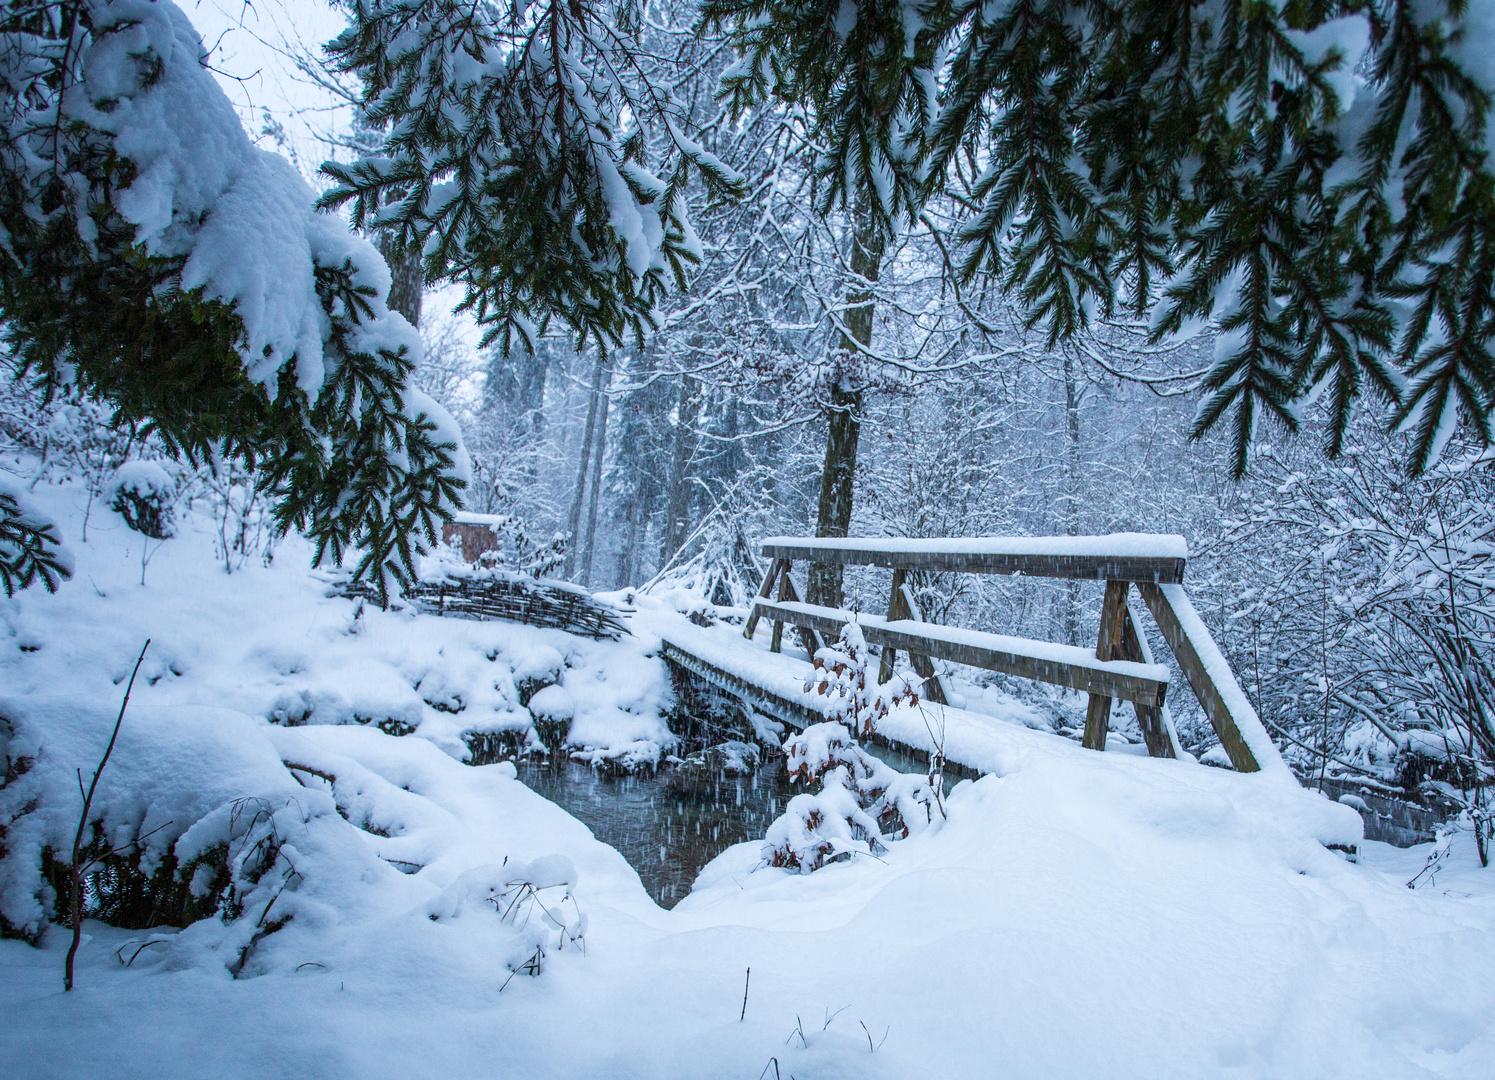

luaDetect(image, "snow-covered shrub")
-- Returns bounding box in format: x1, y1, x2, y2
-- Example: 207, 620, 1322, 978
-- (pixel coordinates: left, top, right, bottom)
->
804, 622, 918, 739
470, 515, 567, 579
0, 378, 135, 514
0, 477, 73, 596
763, 722, 936, 873
187, 458, 275, 574
110, 462, 177, 539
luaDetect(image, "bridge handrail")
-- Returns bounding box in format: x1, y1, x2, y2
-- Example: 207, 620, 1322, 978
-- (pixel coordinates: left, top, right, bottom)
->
760, 533, 1187, 583
751, 597, 1169, 706
739, 534, 1286, 775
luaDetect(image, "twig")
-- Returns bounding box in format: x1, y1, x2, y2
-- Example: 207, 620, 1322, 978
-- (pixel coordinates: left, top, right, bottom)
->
66, 639, 149, 992
859, 1020, 890, 1053
786, 1015, 808, 1048
114, 938, 167, 967
822, 1004, 850, 1030
740, 966, 751, 1021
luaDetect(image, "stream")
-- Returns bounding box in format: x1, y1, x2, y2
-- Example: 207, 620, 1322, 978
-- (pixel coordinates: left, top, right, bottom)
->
516, 740, 946, 908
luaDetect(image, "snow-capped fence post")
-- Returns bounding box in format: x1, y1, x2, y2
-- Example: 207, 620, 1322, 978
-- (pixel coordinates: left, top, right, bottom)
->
764, 561, 821, 657
877, 568, 907, 684
1135, 583, 1276, 774
892, 581, 949, 706
1084, 581, 1176, 758
1083, 580, 1130, 750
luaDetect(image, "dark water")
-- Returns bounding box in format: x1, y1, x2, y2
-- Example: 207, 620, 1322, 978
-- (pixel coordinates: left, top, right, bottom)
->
515, 758, 796, 907
515, 741, 947, 908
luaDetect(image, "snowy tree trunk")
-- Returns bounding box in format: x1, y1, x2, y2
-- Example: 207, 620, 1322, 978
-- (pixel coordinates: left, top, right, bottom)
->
580, 372, 611, 587
660, 377, 701, 568
378, 238, 423, 328
564, 353, 607, 579
617, 468, 644, 588
1062, 353, 1082, 646
808, 221, 883, 609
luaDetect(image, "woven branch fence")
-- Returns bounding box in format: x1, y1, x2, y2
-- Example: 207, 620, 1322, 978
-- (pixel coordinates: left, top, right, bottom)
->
341, 576, 629, 640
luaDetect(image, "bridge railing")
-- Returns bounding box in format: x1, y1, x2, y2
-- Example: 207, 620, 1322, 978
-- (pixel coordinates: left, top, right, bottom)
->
743, 534, 1282, 775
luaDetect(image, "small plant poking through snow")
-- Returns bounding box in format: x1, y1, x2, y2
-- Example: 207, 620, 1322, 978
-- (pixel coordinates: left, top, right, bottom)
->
763, 722, 937, 873
426, 857, 587, 989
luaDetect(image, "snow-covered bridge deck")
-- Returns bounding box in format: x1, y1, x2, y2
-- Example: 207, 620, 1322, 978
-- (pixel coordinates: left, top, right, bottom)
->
659, 619, 1031, 780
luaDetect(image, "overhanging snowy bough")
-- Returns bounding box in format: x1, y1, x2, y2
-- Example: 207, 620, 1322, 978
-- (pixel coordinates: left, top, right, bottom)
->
670, 534, 1282, 774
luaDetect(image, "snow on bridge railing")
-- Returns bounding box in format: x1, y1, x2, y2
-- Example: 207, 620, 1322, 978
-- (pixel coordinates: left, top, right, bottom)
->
759, 533, 1188, 583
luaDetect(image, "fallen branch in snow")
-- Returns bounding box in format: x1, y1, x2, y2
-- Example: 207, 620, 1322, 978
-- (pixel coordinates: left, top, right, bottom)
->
66, 639, 149, 992
283, 762, 338, 787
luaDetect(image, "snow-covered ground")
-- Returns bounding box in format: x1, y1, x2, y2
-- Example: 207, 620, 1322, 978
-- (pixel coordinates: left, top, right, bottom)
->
4, 476, 1495, 1078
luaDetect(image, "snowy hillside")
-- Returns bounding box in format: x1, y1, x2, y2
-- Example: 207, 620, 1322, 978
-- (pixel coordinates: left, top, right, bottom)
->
0, 477, 1491, 1078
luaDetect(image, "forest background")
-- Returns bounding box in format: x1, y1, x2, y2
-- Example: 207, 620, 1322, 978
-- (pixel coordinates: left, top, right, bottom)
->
5, 0, 1494, 816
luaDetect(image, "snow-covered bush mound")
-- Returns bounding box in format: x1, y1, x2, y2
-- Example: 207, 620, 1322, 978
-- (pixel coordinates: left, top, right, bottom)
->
764, 722, 938, 872
109, 461, 177, 539
803, 622, 923, 738
0, 473, 672, 957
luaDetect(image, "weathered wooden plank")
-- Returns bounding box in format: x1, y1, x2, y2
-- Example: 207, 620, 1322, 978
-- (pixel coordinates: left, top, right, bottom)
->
761, 536, 1186, 583
759, 598, 863, 639
1084, 579, 1130, 751
769, 560, 790, 653
659, 639, 984, 778
1135, 582, 1266, 773
743, 558, 785, 640
749, 599, 1169, 705
659, 639, 820, 730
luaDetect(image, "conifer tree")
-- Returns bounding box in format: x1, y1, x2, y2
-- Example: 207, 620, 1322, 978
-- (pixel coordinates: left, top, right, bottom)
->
710, 0, 1495, 480
924, 0, 1495, 475
321, 0, 746, 356
0, 0, 465, 601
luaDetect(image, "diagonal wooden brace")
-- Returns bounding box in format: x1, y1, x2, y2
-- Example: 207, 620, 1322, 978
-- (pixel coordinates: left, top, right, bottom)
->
743, 558, 785, 640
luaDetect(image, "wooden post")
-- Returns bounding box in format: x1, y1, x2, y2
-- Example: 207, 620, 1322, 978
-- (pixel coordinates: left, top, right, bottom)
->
743, 558, 784, 640
770, 560, 790, 653
895, 583, 948, 706
1083, 579, 1129, 750
878, 568, 908, 683
776, 568, 822, 656
1119, 606, 1174, 758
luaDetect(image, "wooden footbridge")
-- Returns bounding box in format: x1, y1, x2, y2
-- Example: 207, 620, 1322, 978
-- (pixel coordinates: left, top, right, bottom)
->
658, 534, 1283, 775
